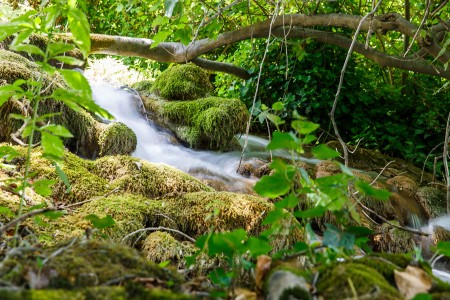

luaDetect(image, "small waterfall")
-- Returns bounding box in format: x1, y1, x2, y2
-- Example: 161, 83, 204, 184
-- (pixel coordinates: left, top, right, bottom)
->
90, 84, 258, 192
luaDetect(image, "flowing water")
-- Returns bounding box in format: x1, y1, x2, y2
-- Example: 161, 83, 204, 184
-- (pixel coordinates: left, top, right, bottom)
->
91, 84, 267, 192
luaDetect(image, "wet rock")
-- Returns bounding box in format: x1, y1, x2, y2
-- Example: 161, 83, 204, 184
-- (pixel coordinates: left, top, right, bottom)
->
386, 175, 419, 195
372, 221, 415, 253
315, 160, 341, 178
416, 186, 446, 219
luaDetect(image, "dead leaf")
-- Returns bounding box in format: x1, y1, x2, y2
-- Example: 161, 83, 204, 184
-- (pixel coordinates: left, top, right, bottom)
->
233, 288, 257, 300
255, 255, 272, 291
394, 266, 432, 299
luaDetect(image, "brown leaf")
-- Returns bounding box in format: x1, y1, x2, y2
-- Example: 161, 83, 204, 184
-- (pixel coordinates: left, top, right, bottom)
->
255, 255, 272, 291
394, 266, 432, 299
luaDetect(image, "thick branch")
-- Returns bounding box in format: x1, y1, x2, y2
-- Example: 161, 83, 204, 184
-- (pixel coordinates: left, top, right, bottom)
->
88, 13, 450, 79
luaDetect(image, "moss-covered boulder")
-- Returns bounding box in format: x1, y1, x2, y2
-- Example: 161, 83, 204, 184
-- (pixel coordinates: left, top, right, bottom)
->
0, 239, 189, 299
0, 50, 136, 158
142, 231, 196, 268
151, 64, 213, 100
144, 96, 248, 151
98, 122, 137, 156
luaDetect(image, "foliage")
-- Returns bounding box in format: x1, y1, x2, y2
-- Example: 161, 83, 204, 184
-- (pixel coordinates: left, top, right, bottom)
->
0, 0, 110, 243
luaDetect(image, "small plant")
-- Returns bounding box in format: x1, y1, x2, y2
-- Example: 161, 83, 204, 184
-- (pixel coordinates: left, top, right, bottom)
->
0, 0, 111, 245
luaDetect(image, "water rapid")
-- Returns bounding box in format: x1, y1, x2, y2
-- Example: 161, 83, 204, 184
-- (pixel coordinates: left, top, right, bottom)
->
91, 84, 261, 192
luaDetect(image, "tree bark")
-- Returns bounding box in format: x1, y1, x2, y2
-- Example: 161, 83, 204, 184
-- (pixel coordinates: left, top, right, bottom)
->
88, 13, 450, 79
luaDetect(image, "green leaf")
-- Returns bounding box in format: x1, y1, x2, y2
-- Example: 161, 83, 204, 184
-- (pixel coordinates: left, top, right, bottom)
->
40, 124, 74, 138
0, 84, 23, 107
0, 145, 19, 162
323, 223, 355, 250
0, 206, 14, 218
10, 44, 45, 57
294, 206, 327, 219
209, 268, 233, 287
158, 261, 170, 268
42, 210, 65, 220
266, 113, 285, 126
355, 180, 390, 201
151, 31, 171, 48
84, 214, 115, 229
275, 193, 298, 209
272, 101, 284, 111
293, 242, 309, 252
346, 226, 373, 237
48, 42, 76, 57
32, 179, 57, 197
245, 237, 271, 257
267, 131, 298, 151
54, 163, 71, 193
41, 131, 65, 159
254, 172, 291, 198
437, 241, 450, 257
67, 8, 91, 57
411, 294, 432, 300
52, 56, 84, 67
311, 144, 340, 160
262, 208, 289, 226
291, 120, 319, 135
59, 69, 91, 91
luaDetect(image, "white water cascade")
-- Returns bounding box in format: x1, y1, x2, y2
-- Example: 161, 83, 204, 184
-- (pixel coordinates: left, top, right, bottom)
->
91, 84, 263, 192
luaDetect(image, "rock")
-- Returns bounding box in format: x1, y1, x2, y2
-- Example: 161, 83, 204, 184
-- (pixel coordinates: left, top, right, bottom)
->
372, 221, 415, 253
315, 160, 341, 178
0, 50, 136, 158
144, 95, 248, 151
266, 270, 312, 300
98, 122, 137, 156
416, 186, 446, 219
151, 64, 213, 100
386, 175, 419, 195
142, 231, 196, 269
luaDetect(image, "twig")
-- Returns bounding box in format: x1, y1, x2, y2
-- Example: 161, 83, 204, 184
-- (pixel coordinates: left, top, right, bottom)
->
369, 160, 395, 186
359, 203, 430, 236
42, 237, 77, 265
0, 207, 57, 237
121, 226, 196, 243
420, 142, 444, 183
330, 0, 383, 167
404, 0, 431, 57
443, 112, 450, 213
101, 274, 136, 286
238, 0, 281, 172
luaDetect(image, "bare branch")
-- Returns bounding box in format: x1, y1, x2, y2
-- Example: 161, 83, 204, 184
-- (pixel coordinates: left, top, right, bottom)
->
121, 226, 196, 243
0, 207, 58, 237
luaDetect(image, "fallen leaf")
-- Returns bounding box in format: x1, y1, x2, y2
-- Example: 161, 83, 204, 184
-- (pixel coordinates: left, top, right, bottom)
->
255, 255, 272, 291
394, 266, 432, 299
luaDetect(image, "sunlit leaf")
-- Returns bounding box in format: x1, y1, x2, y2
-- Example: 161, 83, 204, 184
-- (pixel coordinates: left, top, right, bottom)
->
41, 131, 64, 159
291, 120, 319, 135
311, 144, 340, 160
40, 124, 74, 138
33, 179, 57, 197
67, 8, 91, 57
254, 172, 291, 198
85, 214, 115, 229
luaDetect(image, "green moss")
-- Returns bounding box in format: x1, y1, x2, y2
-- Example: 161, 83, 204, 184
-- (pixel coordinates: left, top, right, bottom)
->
417, 186, 446, 218
92, 155, 212, 198
75, 194, 153, 242
142, 231, 196, 268
373, 221, 415, 253
352, 253, 411, 284
152, 64, 213, 100
98, 122, 137, 156
131, 80, 154, 94
147, 96, 248, 151
317, 262, 402, 299
0, 239, 182, 289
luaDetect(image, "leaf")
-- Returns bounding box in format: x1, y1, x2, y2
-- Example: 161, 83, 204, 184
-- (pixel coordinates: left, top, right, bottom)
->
151, 31, 171, 48
158, 261, 170, 268
209, 268, 233, 287
42, 210, 65, 220
54, 163, 71, 193
436, 241, 450, 257
67, 8, 91, 57
0, 206, 14, 218
262, 208, 289, 226
294, 206, 327, 219
245, 237, 271, 257
311, 144, 340, 160
48, 42, 76, 57
322, 223, 355, 250
394, 266, 432, 299
32, 179, 57, 197
0, 84, 23, 107
266, 113, 285, 126
41, 131, 64, 159
59, 69, 91, 91
291, 120, 319, 135
52, 56, 84, 67
84, 214, 115, 229
40, 124, 74, 138
275, 193, 298, 209
272, 101, 284, 111
254, 172, 291, 198
10, 44, 45, 57
0, 145, 19, 162
355, 180, 390, 201
267, 131, 298, 151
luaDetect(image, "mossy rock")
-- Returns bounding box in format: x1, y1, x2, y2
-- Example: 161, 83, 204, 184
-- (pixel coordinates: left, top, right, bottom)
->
317, 262, 402, 299
0, 50, 135, 158
0, 286, 193, 300
142, 231, 196, 268
372, 221, 415, 253
98, 122, 137, 156
144, 96, 248, 151
131, 80, 154, 94
152, 64, 213, 100
417, 186, 446, 219
92, 155, 212, 198
0, 239, 184, 291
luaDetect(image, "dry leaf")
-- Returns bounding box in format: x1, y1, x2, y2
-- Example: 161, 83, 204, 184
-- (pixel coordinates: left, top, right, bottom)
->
234, 288, 257, 300
255, 255, 272, 291
394, 266, 432, 299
